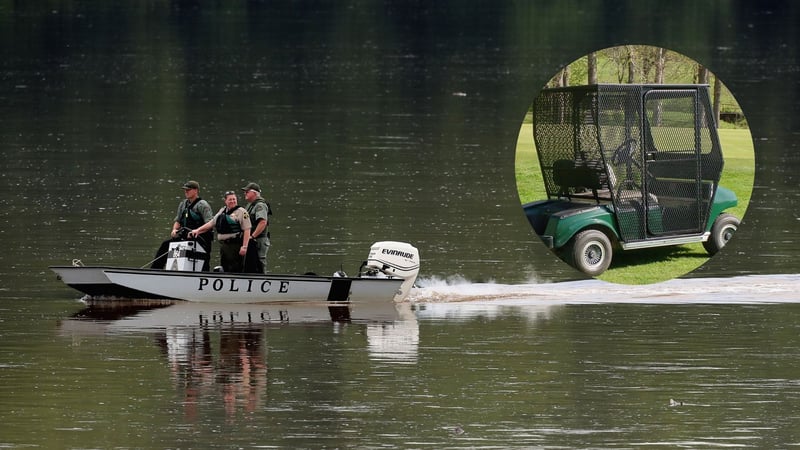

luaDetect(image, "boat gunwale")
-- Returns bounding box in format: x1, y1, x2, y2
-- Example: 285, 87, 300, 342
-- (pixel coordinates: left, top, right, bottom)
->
50, 265, 403, 284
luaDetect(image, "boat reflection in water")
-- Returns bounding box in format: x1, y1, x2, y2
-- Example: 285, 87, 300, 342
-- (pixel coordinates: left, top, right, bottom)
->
58, 298, 422, 421
65, 295, 409, 329
156, 326, 268, 422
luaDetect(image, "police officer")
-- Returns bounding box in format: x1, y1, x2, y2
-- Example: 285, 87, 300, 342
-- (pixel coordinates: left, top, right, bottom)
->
241, 182, 271, 273
151, 180, 214, 270
189, 191, 258, 273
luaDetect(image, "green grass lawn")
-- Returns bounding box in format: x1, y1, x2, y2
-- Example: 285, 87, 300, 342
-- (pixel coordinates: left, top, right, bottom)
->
514, 125, 755, 284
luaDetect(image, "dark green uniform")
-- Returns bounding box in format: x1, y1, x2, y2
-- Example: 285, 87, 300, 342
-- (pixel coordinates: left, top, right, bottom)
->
246, 197, 271, 272
151, 197, 213, 270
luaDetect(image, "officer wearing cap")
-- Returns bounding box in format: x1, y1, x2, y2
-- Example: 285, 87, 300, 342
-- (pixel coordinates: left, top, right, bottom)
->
242, 181, 272, 273
150, 180, 214, 270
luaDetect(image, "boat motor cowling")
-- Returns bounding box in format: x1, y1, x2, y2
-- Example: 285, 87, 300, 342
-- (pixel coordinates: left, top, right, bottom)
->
363, 241, 420, 302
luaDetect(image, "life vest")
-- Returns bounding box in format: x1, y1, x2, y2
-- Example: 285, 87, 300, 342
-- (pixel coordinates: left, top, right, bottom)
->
247, 198, 272, 239
246, 198, 272, 224
215, 207, 243, 235
179, 198, 207, 229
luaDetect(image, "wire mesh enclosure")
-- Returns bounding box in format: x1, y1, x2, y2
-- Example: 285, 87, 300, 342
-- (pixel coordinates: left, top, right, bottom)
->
533, 84, 724, 242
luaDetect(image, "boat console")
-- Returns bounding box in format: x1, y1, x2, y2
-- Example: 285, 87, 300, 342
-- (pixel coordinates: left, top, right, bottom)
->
166, 241, 206, 272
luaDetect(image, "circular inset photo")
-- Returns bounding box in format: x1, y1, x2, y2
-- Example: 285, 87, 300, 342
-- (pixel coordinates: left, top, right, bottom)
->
515, 45, 754, 284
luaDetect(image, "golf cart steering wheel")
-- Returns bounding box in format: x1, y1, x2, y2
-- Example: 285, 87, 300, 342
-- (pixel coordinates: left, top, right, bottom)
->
610, 138, 639, 167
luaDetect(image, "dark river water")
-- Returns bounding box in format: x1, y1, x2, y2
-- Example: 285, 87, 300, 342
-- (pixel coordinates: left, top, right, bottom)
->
4, 281, 800, 448
2, 2, 800, 448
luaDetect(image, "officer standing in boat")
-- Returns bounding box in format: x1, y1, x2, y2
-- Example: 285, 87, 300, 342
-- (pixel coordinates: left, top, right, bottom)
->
189, 190, 260, 273
151, 180, 214, 271
241, 182, 271, 273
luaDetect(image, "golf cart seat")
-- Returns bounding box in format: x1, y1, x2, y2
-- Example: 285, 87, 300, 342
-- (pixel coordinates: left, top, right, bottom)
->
616, 187, 659, 207
552, 159, 610, 202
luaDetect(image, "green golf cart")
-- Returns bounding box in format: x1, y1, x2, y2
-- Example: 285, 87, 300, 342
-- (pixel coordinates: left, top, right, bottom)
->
523, 84, 740, 276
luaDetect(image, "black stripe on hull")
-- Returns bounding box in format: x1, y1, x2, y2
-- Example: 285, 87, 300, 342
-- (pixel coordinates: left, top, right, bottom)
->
327, 278, 352, 302
326, 278, 353, 322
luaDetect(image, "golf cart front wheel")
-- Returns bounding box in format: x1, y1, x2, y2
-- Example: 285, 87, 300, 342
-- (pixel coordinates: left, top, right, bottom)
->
703, 213, 740, 255
567, 229, 613, 276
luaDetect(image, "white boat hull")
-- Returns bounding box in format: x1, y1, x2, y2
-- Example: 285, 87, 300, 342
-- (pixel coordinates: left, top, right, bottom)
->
104, 268, 403, 303
51, 265, 167, 299
51, 266, 405, 304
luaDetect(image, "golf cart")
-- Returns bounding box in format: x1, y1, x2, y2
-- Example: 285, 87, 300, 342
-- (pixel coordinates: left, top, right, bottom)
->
523, 84, 740, 276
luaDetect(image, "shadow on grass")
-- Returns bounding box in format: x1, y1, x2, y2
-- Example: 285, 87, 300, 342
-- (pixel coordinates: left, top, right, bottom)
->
598, 244, 711, 284
611, 245, 707, 268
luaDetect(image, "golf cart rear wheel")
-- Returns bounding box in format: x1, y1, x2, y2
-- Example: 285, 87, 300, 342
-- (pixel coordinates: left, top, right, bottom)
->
703, 213, 740, 255
567, 229, 613, 276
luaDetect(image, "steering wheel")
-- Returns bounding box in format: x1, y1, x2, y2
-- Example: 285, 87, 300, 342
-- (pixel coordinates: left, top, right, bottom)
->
610, 138, 639, 167
175, 227, 192, 240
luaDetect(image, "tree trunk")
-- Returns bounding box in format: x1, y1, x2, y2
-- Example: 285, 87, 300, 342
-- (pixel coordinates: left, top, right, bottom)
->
549, 66, 570, 87
655, 47, 666, 84
626, 46, 636, 83
587, 52, 597, 85
713, 75, 722, 127
697, 65, 709, 84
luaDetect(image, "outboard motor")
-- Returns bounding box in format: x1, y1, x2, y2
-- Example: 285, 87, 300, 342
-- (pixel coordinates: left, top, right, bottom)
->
362, 241, 420, 302
165, 241, 206, 272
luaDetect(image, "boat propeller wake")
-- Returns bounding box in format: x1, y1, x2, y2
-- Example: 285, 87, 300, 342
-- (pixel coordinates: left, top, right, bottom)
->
406, 274, 800, 304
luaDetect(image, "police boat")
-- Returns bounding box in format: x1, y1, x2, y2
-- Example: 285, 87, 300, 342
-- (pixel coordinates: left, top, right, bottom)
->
50, 241, 420, 304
